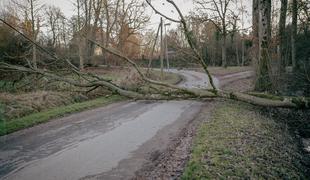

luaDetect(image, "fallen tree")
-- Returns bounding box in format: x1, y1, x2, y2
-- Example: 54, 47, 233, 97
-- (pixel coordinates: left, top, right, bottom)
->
0, 0, 309, 109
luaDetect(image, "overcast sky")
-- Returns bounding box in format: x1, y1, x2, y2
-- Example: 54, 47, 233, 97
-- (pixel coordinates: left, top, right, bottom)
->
3, 0, 252, 31
37, 0, 196, 30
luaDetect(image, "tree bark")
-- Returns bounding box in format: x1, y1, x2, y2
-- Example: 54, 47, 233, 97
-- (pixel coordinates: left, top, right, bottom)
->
252, 0, 259, 82
255, 0, 273, 91
235, 37, 240, 66
241, 39, 245, 66
222, 21, 227, 68
279, 0, 288, 73
291, 0, 297, 70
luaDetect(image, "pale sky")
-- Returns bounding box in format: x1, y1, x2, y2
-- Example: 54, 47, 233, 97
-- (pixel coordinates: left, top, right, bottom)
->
39, 0, 195, 30
2, 0, 252, 31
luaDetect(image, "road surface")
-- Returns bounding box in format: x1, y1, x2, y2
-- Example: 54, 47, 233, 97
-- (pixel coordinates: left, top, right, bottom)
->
0, 70, 251, 180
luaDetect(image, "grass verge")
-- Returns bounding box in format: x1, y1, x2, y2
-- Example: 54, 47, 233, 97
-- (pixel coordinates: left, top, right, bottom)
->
182, 101, 306, 179
0, 95, 124, 136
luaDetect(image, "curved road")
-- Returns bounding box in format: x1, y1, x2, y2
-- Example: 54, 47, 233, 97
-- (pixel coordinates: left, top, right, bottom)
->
0, 70, 251, 180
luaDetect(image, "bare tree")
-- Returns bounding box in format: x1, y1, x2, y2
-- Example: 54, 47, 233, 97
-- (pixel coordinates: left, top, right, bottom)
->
90, 0, 103, 56
194, 0, 234, 68
116, 0, 150, 53
45, 5, 63, 48
76, 0, 85, 70
238, 0, 247, 66
12, 0, 43, 69
101, 0, 121, 63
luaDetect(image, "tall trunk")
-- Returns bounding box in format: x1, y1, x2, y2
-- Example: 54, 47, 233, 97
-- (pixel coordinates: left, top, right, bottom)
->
255, 0, 273, 91
160, 18, 164, 80
90, 0, 101, 58
222, 23, 227, 68
222, 36, 227, 68
30, 0, 37, 69
77, 0, 84, 71
62, 19, 67, 48
241, 39, 245, 66
291, 0, 297, 70
104, 0, 111, 65
279, 0, 288, 73
252, 0, 259, 65
232, 19, 240, 66
235, 35, 240, 66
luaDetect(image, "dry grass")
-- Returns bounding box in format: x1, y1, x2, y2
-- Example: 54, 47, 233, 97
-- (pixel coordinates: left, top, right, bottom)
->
0, 95, 124, 136
0, 67, 181, 120
0, 91, 76, 119
208, 66, 253, 76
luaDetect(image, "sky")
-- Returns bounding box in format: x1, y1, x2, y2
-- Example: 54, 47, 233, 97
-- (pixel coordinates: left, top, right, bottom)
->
2, 0, 252, 31
38, 0, 195, 30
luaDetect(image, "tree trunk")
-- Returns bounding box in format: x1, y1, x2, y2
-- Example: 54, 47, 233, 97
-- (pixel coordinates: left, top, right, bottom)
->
235, 36, 240, 66
291, 0, 297, 70
241, 39, 245, 66
252, 0, 259, 80
221, 15, 227, 68
279, 0, 288, 73
255, 0, 273, 91
78, 37, 85, 71
222, 34, 227, 68
30, 0, 37, 69
160, 18, 164, 80
77, 0, 84, 71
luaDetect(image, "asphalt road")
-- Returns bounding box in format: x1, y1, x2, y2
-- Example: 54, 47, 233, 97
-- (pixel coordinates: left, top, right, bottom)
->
0, 70, 252, 180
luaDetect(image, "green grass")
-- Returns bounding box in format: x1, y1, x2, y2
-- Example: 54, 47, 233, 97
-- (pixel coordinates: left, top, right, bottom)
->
0, 95, 124, 136
182, 102, 306, 179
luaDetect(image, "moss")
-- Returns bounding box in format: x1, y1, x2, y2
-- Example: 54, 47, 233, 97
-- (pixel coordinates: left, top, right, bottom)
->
182, 102, 306, 179
248, 92, 284, 101
292, 97, 307, 108
0, 102, 5, 122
